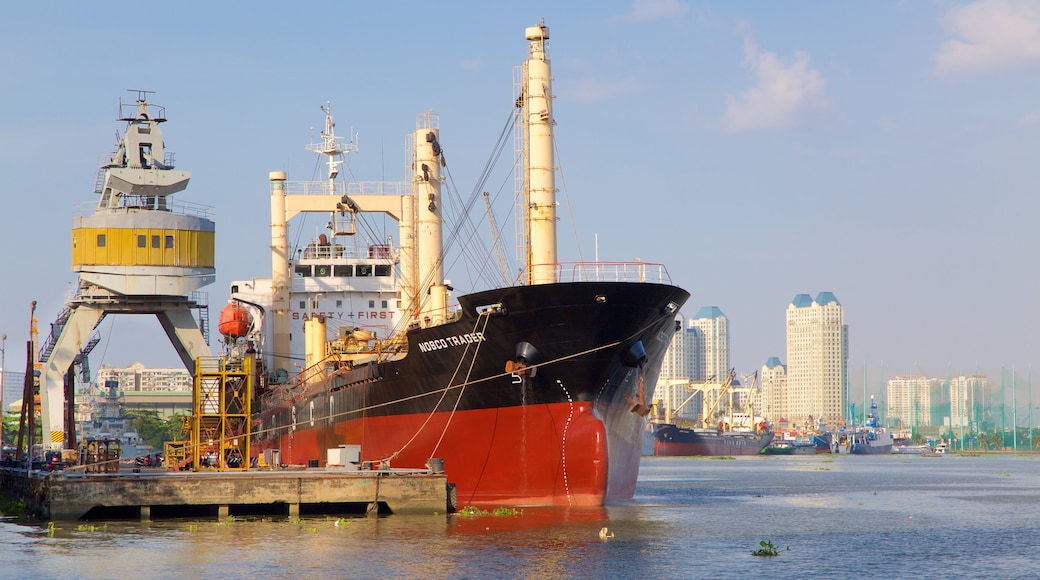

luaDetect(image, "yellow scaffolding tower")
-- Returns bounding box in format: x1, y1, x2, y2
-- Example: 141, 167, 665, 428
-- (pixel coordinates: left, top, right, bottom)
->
192, 356, 252, 471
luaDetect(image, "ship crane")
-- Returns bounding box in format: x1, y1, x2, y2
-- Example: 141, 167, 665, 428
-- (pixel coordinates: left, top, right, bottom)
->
483, 191, 513, 286
656, 375, 715, 425
700, 368, 737, 430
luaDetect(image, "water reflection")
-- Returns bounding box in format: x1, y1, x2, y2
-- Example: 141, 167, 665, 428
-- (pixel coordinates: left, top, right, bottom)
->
3, 455, 1040, 578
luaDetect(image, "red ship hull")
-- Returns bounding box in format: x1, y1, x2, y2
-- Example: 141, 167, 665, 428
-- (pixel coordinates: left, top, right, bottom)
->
253, 281, 688, 507
264, 401, 643, 506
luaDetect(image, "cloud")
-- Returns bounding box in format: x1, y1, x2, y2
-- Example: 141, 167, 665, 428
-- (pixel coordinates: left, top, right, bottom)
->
1021, 112, 1040, 125
460, 58, 483, 71
722, 34, 829, 132
933, 0, 1040, 75
625, 0, 689, 23
565, 74, 640, 104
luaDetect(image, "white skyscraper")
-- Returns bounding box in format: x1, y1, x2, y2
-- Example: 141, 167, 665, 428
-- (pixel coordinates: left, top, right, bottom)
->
688, 306, 729, 382
760, 357, 787, 423
658, 313, 686, 381
785, 292, 848, 427
886, 375, 939, 429
949, 375, 986, 429
653, 313, 702, 421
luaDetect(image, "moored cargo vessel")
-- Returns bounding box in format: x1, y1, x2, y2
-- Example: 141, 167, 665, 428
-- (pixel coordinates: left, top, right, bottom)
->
653, 424, 773, 456
228, 22, 688, 507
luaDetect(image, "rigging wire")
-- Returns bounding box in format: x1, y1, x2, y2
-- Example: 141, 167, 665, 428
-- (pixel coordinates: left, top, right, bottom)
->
436, 106, 520, 291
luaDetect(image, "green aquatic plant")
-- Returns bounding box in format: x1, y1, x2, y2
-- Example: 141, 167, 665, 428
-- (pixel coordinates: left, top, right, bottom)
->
751, 540, 785, 557
457, 506, 489, 517
456, 506, 523, 517
0, 493, 25, 517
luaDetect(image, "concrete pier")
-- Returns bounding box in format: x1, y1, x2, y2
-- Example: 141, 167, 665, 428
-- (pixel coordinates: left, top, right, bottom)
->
1, 467, 454, 521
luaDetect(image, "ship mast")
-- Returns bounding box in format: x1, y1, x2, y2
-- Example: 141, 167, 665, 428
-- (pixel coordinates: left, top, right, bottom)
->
522, 22, 558, 285
413, 113, 448, 325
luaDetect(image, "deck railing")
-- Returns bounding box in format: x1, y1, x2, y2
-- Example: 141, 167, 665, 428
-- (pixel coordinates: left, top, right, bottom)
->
517, 261, 673, 285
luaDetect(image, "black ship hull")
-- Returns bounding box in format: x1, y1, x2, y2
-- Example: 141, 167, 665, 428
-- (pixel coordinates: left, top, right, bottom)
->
255, 281, 689, 506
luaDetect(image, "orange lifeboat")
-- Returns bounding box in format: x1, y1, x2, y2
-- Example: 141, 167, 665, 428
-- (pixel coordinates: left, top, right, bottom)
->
218, 302, 251, 338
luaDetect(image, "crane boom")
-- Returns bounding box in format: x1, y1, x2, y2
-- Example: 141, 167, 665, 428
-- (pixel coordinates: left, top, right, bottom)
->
483, 191, 513, 285
700, 368, 737, 429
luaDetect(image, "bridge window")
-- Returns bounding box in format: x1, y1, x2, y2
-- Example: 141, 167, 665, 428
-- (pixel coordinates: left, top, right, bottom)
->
299, 301, 306, 309
151, 235, 160, 248
315, 265, 331, 277
165, 235, 174, 249
375, 265, 391, 277
381, 300, 388, 308
138, 235, 147, 248
357, 265, 373, 277
97, 234, 106, 247
333, 265, 353, 277
294, 265, 312, 277
368, 300, 375, 308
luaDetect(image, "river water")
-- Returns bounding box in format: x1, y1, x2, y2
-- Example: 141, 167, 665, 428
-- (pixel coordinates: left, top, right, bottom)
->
2, 454, 1039, 579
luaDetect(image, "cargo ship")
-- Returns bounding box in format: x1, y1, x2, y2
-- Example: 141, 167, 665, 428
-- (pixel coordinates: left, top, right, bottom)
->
651, 369, 772, 456
226, 22, 688, 507
653, 424, 773, 456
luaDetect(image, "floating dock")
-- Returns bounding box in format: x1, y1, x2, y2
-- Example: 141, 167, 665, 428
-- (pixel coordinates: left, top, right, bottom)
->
2, 467, 454, 521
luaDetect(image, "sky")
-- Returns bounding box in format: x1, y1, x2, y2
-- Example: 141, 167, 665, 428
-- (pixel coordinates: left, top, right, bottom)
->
1, 0, 1038, 401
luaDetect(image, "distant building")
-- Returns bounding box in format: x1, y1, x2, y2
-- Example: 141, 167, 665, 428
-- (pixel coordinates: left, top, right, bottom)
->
658, 313, 687, 381
653, 308, 729, 424
654, 313, 702, 422
688, 306, 729, 382
91, 363, 193, 420
949, 375, 987, 429
886, 375, 940, 429
785, 292, 848, 427
760, 357, 787, 424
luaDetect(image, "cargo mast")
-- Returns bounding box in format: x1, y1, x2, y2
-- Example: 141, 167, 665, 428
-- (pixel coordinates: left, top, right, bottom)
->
521, 22, 558, 285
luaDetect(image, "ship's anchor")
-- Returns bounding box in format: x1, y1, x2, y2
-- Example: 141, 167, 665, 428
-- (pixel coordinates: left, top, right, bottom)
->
624, 371, 651, 416
506, 341, 540, 378
620, 340, 651, 416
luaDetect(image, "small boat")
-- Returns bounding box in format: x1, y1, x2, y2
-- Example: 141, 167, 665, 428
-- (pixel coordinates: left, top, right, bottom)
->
832, 396, 894, 455
791, 439, 818, 455
921, 443, 949, 457
891, 443, 930, 454
762, 440, 794, 455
